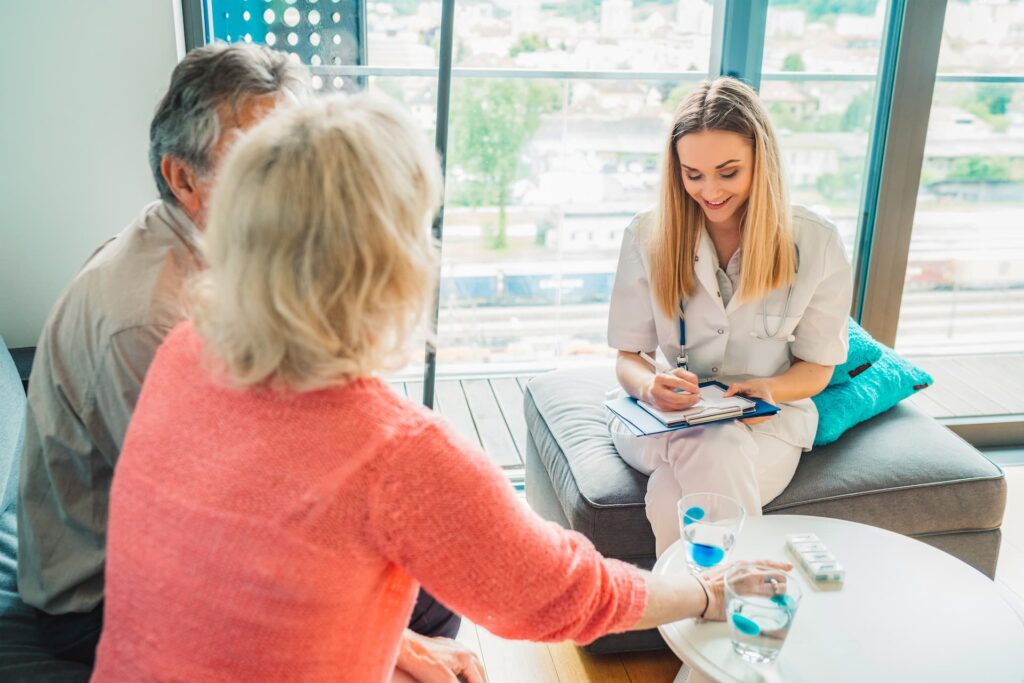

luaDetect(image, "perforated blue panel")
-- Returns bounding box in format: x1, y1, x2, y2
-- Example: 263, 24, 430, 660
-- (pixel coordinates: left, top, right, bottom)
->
208, 0, 363, 92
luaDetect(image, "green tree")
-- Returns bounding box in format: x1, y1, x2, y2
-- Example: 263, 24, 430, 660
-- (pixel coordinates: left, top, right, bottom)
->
840, 89, 874, 132
767, 103, 799, 131
510, 34, 547, 58
815, 159, 864, 200
977, 84, 1012, 116
946, 156, 1011, 182
449, 80, 560, 250
663, 82, 696, 113
782, 52, 806, 72
388, 0, 423, 16
961, 84, 1012, 132
557, 0, 602, 21
773, 0, 878, 19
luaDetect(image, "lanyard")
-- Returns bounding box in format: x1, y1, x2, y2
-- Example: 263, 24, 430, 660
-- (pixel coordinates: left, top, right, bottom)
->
679, 245, 801, 362
677, 302, 688, 370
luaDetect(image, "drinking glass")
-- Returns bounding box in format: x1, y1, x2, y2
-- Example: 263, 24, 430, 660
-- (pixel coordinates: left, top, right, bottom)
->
725, 563, 802, 663
678, 492, 745, 573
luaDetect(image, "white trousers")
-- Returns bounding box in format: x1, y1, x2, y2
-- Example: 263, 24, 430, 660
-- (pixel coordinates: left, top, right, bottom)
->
610, 417, 802, 557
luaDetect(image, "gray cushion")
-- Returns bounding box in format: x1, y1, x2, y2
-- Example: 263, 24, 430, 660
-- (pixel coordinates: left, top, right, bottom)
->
524, 365, 1005, 562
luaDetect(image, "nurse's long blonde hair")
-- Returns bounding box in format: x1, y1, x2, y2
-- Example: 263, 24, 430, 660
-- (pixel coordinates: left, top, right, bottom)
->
650, 77, 795, 317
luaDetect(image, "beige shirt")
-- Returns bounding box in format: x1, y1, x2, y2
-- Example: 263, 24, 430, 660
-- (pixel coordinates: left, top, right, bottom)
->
18, 200, 203, 614
715, 249, 742, 308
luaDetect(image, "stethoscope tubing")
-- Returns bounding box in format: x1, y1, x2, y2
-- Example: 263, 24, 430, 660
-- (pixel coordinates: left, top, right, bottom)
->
677, 247, 800, 369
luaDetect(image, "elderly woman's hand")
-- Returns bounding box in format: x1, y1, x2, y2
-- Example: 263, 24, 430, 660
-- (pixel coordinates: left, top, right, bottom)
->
396, 629, 487, 683
698, 560, 793, 622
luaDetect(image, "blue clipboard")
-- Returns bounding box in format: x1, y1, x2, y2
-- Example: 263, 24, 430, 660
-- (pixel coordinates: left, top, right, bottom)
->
604, 381, 781, 437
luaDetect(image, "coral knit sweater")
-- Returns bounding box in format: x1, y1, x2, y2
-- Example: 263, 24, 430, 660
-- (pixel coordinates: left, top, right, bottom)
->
92, 324, 647, 682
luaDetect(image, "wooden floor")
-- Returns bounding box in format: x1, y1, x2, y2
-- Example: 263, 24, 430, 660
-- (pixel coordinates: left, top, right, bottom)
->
385, 354, 1024, 474
906, 353, 1024, 418
386, 374, 536, 486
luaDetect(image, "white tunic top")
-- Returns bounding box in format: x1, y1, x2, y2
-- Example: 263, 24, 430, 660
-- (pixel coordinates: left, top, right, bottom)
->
607, 205, 853, 450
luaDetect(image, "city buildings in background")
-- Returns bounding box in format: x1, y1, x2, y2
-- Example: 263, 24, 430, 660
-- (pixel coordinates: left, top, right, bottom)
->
212, 0, 1024, 369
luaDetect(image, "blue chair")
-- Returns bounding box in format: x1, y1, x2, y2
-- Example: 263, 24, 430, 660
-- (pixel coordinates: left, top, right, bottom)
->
0, 337, 90, 681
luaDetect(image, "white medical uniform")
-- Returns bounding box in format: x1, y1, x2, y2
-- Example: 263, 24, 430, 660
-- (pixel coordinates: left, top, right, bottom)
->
607, 206, 852, 556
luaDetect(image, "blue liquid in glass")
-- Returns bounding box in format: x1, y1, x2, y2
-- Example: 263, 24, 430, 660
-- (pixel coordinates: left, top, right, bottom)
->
682, 524, 734, 569
731, 612, 761, 636
771, 594, 796, 610
690, 542, 726, 567
682, 506, 705, 526
728, 595, 797, 664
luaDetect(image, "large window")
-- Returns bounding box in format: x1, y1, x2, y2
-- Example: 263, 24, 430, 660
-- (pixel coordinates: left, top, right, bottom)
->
895, 0, 1024, 356
760, 0, 887, 257
204, 1, 711, 375
197, 0, 1022, 388
436, 2, 712, 373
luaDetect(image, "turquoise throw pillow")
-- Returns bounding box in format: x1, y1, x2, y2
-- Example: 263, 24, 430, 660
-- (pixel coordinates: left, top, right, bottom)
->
827, 319, 883, 387
811, 345, 933, 446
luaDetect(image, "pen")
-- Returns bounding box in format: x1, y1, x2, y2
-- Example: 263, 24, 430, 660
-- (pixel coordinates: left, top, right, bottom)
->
637, 352, 687, 393
638, 351, 671, 373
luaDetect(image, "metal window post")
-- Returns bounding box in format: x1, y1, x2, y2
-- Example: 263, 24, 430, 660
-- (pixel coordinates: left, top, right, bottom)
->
421, 0, 455, 410
356, 0, 368, 90
853, 0, 947, 346
180, 0, 207, 52
709, 0, 768, 89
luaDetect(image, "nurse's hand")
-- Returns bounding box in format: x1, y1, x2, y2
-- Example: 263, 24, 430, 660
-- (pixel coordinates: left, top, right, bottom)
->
645, 369, 701, 411
724, 378, 777, 425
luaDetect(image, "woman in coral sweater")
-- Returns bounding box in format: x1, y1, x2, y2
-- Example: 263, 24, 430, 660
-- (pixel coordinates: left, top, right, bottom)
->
92, 93, 788, 682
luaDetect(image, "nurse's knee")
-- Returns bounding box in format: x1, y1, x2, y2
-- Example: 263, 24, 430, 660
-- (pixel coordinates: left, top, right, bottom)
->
614, 432, 670, 475
644, 465, 683, 554
665, 423, 755, 462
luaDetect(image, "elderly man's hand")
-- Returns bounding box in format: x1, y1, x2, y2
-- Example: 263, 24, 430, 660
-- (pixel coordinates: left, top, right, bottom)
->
396, 629, 486, 683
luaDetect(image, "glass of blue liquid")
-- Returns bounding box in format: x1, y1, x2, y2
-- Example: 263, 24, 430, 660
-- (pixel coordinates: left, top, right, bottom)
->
725, 564, 802, 664
678, 493, 745, 573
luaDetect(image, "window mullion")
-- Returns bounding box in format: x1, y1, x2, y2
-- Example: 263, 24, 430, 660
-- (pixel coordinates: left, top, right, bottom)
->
180, 0, 206, 52
421, 0, 455, 411
709, 0, 769, 90
855, 0, 947, 346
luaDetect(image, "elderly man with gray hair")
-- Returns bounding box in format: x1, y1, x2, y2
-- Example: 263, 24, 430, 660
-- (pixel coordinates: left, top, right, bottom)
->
17, 42, 308, 666
17, 43, 467, 674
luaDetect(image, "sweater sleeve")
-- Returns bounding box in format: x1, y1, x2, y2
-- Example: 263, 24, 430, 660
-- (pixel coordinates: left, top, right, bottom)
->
367, 421, 647, 644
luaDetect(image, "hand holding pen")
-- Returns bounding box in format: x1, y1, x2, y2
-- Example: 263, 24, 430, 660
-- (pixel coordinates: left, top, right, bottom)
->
636, 351, 701, 412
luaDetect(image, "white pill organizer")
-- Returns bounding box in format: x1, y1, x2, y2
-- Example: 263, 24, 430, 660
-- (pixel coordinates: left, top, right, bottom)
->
785, 533, 846, 584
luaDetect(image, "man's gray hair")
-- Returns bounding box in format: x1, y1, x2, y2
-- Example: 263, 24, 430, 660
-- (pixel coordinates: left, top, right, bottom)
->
149, 42, 311, 203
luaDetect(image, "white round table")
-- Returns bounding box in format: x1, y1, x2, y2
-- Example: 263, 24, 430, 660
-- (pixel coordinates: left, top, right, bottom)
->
654, 515, 1024, 683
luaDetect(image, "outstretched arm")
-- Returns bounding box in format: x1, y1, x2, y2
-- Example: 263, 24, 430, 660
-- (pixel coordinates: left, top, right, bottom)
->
368, 421, 780, 643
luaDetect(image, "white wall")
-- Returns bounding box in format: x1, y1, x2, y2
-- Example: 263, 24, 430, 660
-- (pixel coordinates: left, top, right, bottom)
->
0, 1, 182, 348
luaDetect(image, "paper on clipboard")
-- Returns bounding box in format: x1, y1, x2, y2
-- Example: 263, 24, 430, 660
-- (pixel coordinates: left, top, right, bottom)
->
637, 384, 755, 426
604, 381, 780, 436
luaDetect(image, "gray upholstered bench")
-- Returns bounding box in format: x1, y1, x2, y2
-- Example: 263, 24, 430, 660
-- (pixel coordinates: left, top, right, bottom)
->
524, 366, 1007, 654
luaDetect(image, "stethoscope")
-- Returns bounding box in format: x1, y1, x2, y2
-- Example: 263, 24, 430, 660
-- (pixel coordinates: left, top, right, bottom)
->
676, 246, 800, 371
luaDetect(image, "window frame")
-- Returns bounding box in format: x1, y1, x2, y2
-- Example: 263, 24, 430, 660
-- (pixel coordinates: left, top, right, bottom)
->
180, 0, 970, 395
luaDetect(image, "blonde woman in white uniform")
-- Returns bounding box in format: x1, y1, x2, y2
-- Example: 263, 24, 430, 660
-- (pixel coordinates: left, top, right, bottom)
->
608, 78, 853, 557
